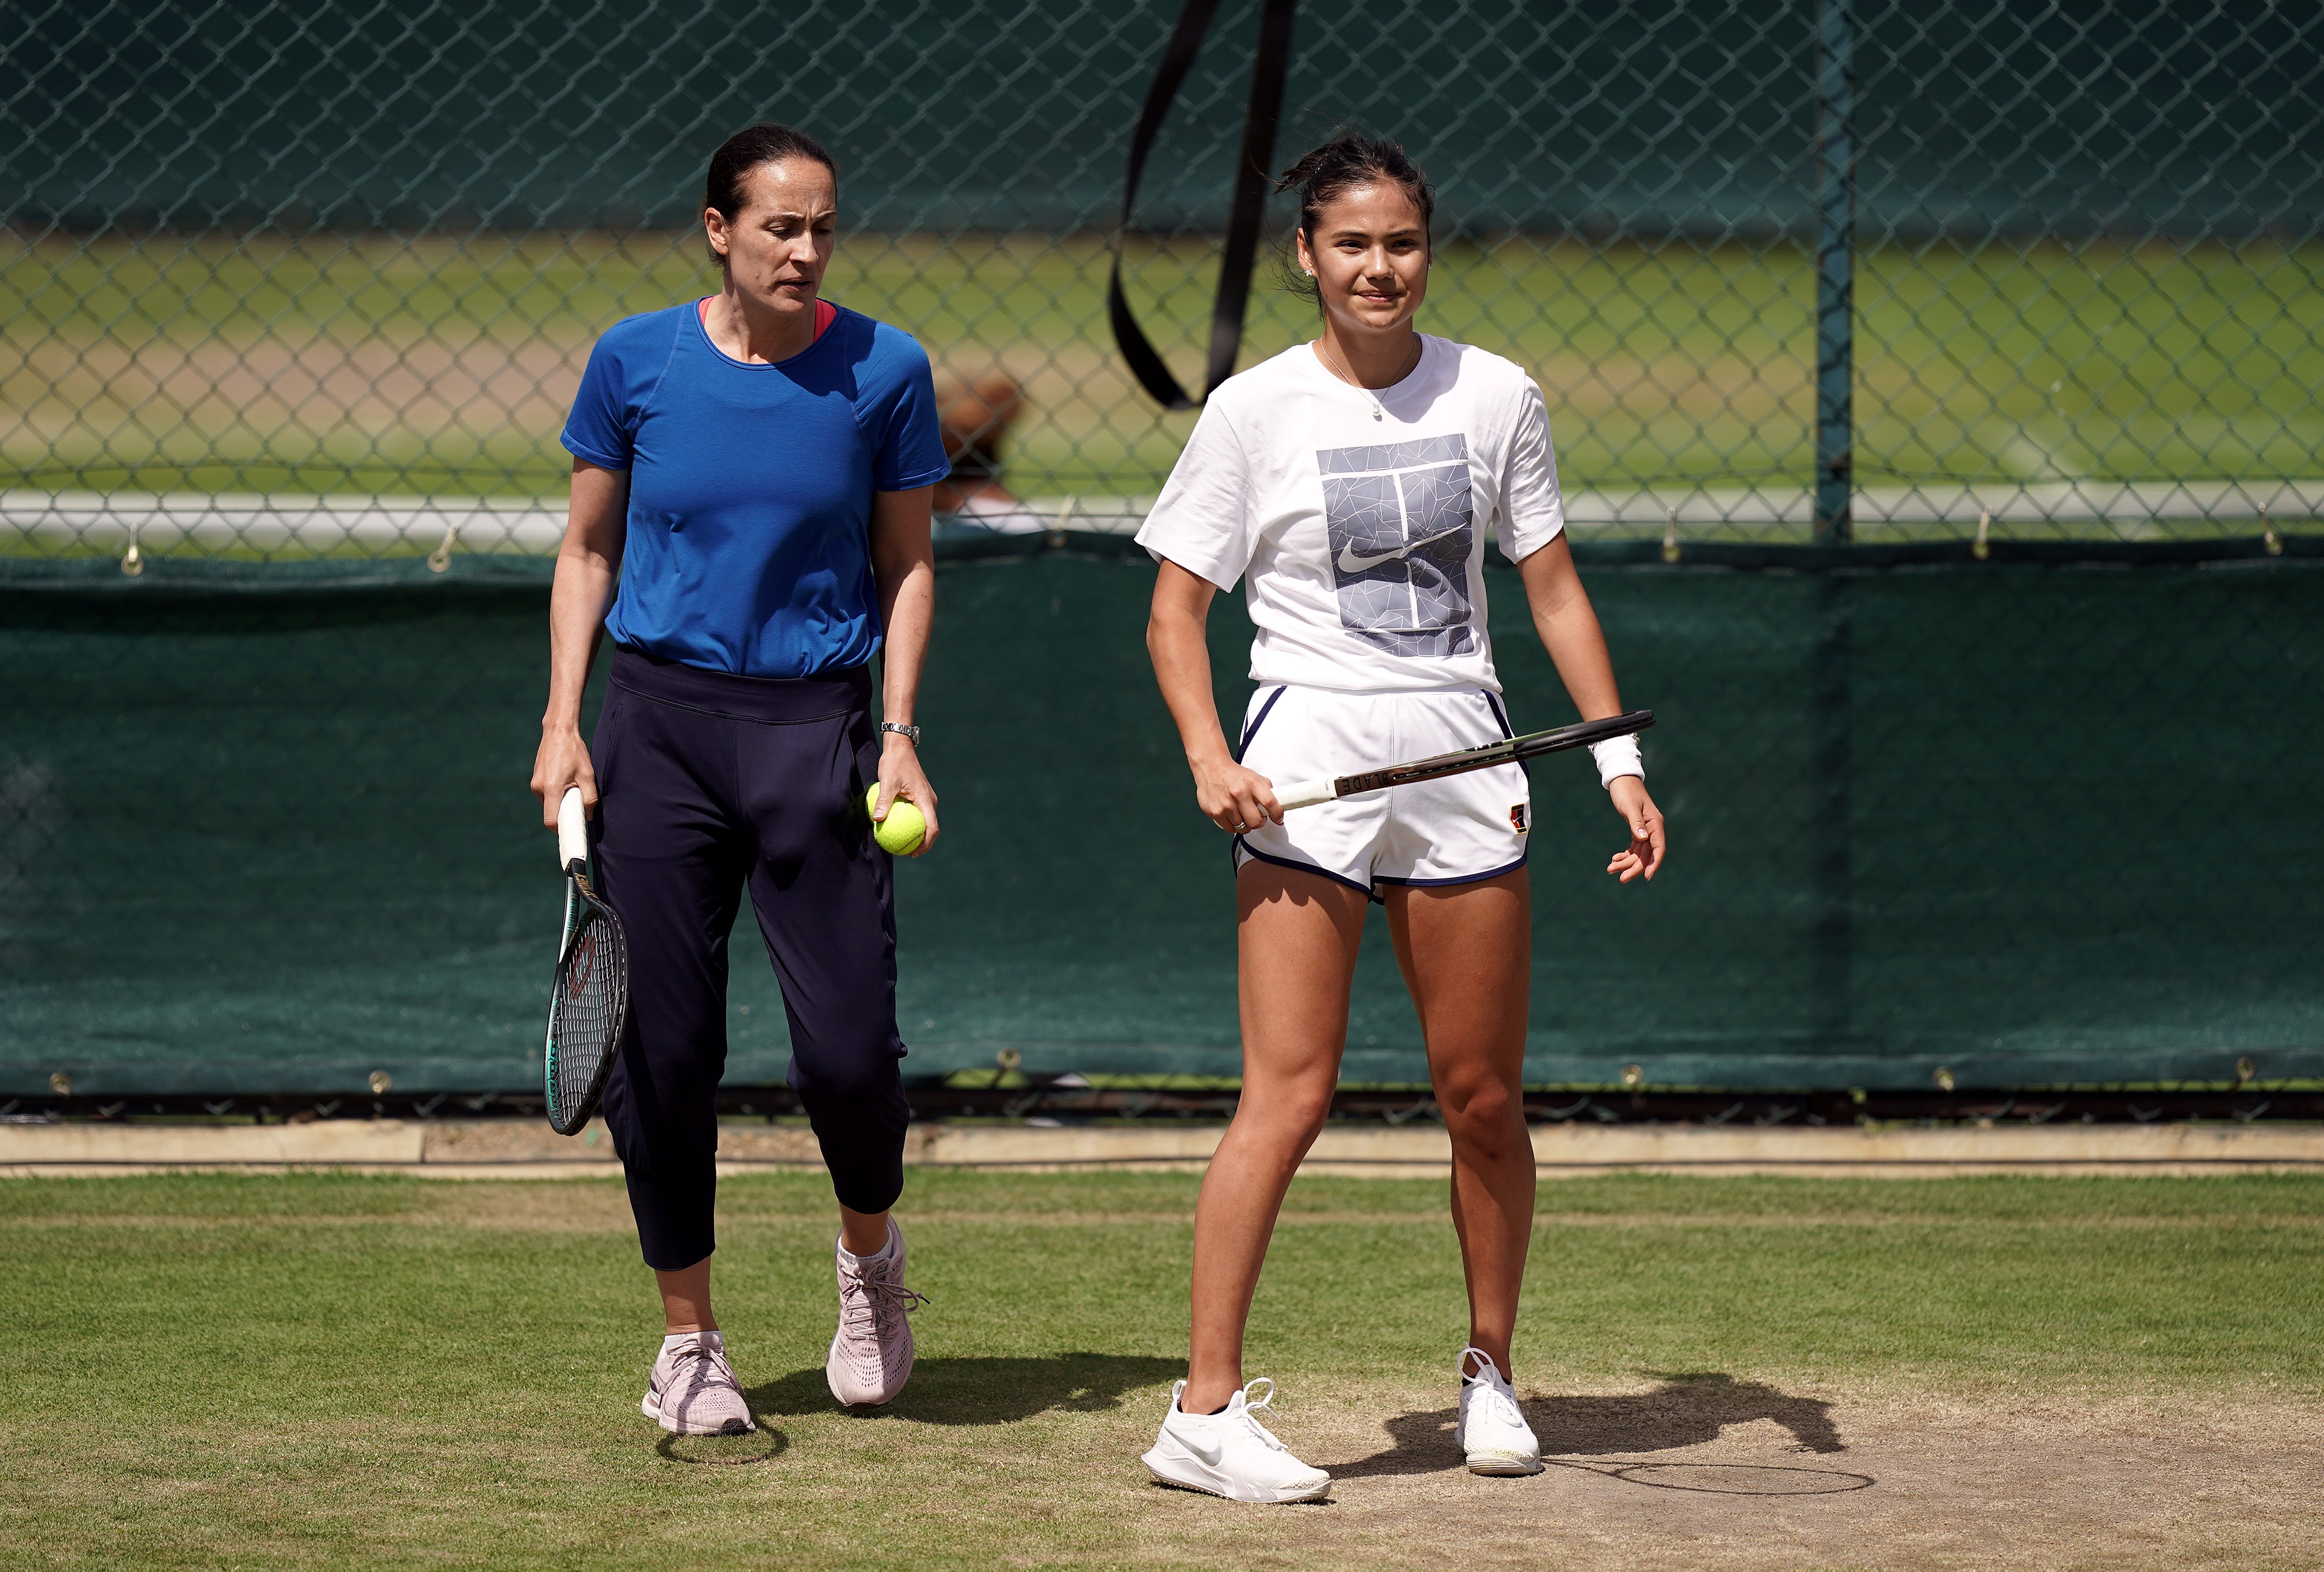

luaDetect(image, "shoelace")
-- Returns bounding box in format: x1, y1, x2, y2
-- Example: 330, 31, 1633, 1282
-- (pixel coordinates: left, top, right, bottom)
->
1473, 1379, 1523, 1430
665, 1338, 739, 1398
1460, 1347, 1523, 1430
1234, 1378, 1290, 1451
839, 1257, 930, 1343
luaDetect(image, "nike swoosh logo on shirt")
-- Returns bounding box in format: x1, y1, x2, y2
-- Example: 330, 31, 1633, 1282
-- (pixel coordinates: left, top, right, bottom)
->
1336, 522, 1468, 574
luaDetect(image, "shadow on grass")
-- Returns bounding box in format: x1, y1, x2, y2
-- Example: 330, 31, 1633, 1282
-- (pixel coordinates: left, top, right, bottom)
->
656, 1422, 790, 1466
1321, 1373, 1846, 1480
747, 1353, 1182, 1425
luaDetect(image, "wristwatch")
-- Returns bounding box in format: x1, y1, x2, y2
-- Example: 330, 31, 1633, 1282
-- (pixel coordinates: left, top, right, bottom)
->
879, 721, 922, 744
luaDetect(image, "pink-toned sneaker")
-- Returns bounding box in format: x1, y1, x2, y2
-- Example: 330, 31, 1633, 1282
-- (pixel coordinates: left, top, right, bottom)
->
825, 1220, 928, 1407
641, 1330, 752, 1436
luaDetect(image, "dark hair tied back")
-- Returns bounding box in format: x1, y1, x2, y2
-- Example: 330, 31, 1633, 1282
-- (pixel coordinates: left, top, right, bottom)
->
1274, 133, 1434, 307
703, 123, 838, 265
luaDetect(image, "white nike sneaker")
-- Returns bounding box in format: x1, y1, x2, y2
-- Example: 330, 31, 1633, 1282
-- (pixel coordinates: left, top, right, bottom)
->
1140, 1378, 1332, 1504
1454, 1347, 1543, 1475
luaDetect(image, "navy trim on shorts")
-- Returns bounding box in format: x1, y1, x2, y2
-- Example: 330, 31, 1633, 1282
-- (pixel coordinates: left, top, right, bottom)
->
1238, 685, 1288, 758
1480, 689, 1530, 777
1371, 851, 1530, 890
1232, 835, 1377, 899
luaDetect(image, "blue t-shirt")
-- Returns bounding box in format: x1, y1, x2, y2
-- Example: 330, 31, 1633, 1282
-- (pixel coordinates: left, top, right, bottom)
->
560, 301, 951, 677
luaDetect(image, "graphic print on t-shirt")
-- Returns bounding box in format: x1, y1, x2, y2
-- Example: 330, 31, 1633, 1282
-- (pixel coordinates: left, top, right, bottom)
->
1316, 435, 1475, 657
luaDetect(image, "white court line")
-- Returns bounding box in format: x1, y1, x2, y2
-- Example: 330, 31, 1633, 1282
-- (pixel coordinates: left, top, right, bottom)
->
4, 478, 2317, 556
1, 494, 570, 556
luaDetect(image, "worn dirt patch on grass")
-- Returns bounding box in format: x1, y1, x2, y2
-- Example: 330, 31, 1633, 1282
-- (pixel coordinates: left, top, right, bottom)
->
0, 1185, 639, 1235
1117, 1385, 2324, 1572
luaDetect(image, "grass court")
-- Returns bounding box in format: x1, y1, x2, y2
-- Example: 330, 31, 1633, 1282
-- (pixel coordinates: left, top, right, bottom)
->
4, 1167, 2319, 1569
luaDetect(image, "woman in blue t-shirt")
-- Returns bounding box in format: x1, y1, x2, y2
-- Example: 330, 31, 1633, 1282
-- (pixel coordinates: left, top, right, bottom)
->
530, 124, 951, 1434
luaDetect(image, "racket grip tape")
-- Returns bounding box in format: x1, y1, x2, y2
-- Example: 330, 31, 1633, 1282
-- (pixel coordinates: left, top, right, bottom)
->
556, 786, 589, 875
1274, 778, 1337, 812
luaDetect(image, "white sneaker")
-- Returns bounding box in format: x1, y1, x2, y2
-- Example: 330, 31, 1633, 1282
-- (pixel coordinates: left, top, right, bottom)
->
1140, 1378, 1332, 1504
1454, 1347, 1543, 1475
825, 1220, 928, 1407
641, 1329, 752, 1436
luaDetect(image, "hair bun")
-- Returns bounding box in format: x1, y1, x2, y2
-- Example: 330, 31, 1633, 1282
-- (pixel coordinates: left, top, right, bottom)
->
1275, 132, 1434, 308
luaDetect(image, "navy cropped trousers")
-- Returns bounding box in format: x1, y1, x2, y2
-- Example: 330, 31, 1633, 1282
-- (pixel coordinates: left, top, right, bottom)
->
590, 647, 911, 1270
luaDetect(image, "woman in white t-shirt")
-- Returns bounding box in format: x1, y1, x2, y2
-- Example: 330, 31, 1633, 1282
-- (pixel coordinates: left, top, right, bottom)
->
1134, 133, 1668, 1503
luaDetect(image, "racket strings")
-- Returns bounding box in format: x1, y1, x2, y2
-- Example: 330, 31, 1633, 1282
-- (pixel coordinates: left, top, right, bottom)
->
546, 905, 627, 1132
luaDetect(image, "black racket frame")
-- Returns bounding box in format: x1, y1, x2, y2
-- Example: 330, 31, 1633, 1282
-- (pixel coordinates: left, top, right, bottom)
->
545, 869, 629, 1138
1329, 709, 1655, 799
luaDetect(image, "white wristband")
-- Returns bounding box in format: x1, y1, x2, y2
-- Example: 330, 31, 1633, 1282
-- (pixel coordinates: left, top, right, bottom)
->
1589, 734, 1644, 789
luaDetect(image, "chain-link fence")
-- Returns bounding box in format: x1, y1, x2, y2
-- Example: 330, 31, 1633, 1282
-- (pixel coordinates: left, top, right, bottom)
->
3, 0, 2320, 1097
9, 0, 2321, 553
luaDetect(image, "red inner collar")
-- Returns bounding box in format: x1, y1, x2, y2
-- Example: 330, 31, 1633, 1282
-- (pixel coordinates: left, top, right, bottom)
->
697, 295, 837, 348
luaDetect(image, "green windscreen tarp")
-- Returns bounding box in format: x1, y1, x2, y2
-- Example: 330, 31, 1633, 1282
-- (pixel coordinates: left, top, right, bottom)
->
2, 542, 2318, 1095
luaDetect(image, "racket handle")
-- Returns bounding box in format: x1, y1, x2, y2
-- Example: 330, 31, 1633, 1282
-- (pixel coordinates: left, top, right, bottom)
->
1274, 778, 1337, 812
556, 786, 589, 875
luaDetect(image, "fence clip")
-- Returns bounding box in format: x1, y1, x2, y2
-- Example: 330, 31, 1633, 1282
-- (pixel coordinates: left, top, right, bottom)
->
2261, 501, 2281, 556
427, 520, 459, 573
120, 523, 143, 577
1047, 495, 1076, 549
1660, 505, 1680, 563
1972, 507, 1991, 561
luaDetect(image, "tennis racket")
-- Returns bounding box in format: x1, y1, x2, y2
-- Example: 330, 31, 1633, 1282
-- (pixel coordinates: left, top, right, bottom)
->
1274, 710, 1655, 811
544, 786, 629, 1136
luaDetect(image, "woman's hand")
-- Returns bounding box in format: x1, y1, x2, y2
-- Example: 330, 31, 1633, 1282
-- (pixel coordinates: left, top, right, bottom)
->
1191, 750, 1283, 836
531, 725, 599, 828
1147, 562, 1275, 836
873, 735, 940, 856
1606, 775, 1666, 883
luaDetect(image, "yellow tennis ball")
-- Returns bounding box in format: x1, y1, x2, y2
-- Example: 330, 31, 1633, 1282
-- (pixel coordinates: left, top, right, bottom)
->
865, 784, 926, 855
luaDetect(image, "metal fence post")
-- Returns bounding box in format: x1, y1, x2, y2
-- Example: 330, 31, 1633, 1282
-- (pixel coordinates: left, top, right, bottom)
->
1814, 0, 1855, 545
1810, 0, 1856, 1052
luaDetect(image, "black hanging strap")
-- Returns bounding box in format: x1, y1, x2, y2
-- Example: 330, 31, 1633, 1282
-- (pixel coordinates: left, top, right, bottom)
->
1109, 0, 1300, 411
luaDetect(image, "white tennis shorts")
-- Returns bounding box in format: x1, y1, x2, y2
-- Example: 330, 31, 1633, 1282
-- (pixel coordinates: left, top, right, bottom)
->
1232, 684, 1532, 899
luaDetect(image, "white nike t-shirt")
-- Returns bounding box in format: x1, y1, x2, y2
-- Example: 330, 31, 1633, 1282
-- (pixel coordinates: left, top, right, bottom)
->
1136, 335, 1565, 694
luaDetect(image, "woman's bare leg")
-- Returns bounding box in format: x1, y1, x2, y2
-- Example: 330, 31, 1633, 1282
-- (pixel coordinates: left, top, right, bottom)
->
656, 1259, 715, 1334
1181, 861, 1369, 1414
837, 1205, 891, 1255
1385, 869, 1533, 1378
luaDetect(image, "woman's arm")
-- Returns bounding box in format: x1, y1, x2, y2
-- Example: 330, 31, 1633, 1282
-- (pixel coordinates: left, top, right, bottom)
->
868, 484, 939, 853
1516, 534, 1667, 883
529, 458, 630, 826
1147, 559, 1282, 833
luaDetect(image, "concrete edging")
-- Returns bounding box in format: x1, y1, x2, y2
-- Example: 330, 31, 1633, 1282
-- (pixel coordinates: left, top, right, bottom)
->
1, 1117, 2320, 1179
